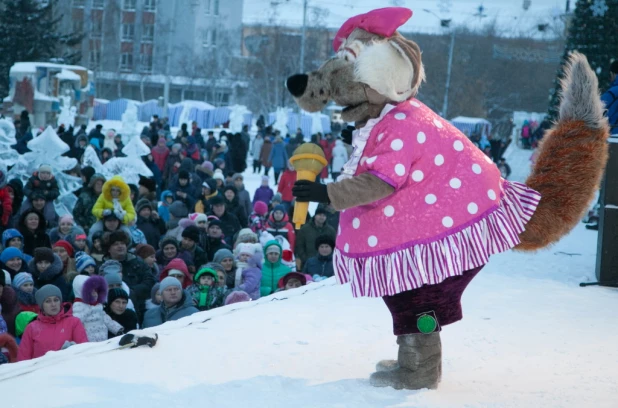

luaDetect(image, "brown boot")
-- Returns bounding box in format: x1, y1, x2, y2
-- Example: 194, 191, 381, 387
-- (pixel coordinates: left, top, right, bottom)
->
370, 333, 442, 390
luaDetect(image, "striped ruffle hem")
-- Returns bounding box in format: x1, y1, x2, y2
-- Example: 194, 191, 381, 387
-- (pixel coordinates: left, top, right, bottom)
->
333, 180, 541, 298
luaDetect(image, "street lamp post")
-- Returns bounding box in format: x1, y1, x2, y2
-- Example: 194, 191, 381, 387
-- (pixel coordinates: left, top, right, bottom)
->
423, 9, 455, 118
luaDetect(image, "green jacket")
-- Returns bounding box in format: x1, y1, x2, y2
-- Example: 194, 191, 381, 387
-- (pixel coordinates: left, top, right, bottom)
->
260, 240, 291, 297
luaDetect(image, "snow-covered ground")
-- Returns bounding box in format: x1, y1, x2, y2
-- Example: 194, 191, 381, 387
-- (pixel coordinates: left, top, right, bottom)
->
1, 145, 617, 407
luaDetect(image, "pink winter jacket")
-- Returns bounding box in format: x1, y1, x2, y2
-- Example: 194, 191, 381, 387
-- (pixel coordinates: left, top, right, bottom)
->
17, 303, 88, 361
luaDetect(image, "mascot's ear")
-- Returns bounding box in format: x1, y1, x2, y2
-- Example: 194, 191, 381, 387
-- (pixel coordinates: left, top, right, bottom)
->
354, 34, 425, 102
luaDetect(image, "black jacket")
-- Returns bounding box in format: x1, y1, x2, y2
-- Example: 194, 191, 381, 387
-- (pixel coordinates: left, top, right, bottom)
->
205, 236, 231, 261
302, 254, 334, 278
18, 209, 51, 256
207, 210, 241, 246
106, 308, 138, 338
136, 215, 166, 248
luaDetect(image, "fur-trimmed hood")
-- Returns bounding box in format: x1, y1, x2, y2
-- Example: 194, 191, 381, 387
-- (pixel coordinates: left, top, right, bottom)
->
73, 275, 108, 304
101, 175, 130, 201
0, 333, 18, 363
28, 253, 63, 281
18, 208, 47, 234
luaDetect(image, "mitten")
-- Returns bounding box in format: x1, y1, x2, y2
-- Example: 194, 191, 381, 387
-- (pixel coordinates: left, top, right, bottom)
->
292, 180, 330, 203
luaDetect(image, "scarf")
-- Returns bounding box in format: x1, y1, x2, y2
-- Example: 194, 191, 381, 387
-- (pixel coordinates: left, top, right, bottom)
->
235, 262, 248, 288
15, 287, 37, 307
197, 285, 212, 309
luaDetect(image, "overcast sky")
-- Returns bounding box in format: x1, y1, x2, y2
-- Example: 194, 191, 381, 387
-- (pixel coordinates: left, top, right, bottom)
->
243, 0, 571, 37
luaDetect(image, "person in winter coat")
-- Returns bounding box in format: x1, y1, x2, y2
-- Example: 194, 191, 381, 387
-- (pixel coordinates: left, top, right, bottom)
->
180, 226, 208, 274
279, 272, 307, 291
0, 170, 13, 230
319, 134, 335, 179
260, 136, 273, 175
142, 277, 199, 328
229, 133, 248, 174
18, 209, 51, 256
204, 220, 231, 260
169, 170, 197, 210
151, 137, 170, 173
158, 258, 192, 289
331, 139, 349, 181
194, 161, 214, 185
302, 234, 334, 280
268, 136, 289, 184
11, 271, 39, 315
158, 190, 174, 224
164, 143, 184, 183
91, 175, 136, 229
183, 136, 201, 163
260, 240, 291, 297
29, 249, 70, 300
194, 179, 218, 214
23, 164, 60, 212
208, 196, 241, 246
294, 207, 336, 270
602, 60, 618, 129
70, 134, 88, 161
266, 205, 296, 250
231, 174, 252, 218
213, 248, 237, 290
169, 158, 203, 193
104, 287, 137, 337
253, 176, 274, 206
49, 215, 85, 245
135, 199, 166, 248
101, 230, 155, 323
72, 275, 124, 342
73, 174, 106, 234
155, 237, 194, 275
1, 271, 20, 336
52, 240, 77, 282
251, 134, 264, 173
249, 201, 269, 235
17, 284, 88, 361
1, 247, 28, 280
145, 283, 161, 311
277, 163, 297, 211
232, 243, 263, 300
222, 185, 248, 228
185, 266, 226, 311
6, 178, 24, 227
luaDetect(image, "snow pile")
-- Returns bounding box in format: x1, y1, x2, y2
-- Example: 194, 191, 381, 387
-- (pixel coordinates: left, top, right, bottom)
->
0, 119, 21, 167
57, 95, 76, 128
272, 107, 289, 136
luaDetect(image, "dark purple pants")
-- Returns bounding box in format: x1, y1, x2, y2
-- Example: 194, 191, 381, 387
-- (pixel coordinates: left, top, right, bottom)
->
382, 266, 483, 335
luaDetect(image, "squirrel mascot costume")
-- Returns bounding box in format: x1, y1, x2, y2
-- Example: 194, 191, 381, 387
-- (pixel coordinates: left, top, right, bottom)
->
288, 7, 609, 390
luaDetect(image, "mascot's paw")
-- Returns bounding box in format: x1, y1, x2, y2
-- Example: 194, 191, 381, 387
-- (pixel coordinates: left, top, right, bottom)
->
369, 367, 439, 390
375, 359, 398, 372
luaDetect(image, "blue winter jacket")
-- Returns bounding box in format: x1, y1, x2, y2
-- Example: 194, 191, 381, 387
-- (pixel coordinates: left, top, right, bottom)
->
142, 293, 199, 328
268, 142, 289, 171
601, 77, 618, 131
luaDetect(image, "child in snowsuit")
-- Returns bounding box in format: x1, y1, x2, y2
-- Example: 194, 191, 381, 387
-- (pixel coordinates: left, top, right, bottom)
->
260, 240, 291, 297
23, 164, 59, 224
186, 266, 226, 311
71, 275, 124, 342
11, 272, 39, 313
233, 243, 263, 300
90, 175, 136, 237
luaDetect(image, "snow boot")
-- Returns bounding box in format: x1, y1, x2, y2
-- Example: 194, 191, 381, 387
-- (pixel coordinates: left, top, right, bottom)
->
369, 333, 442, 390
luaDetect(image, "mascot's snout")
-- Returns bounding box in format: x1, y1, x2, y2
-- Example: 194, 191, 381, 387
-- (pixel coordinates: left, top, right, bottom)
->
286, 74, 309, 97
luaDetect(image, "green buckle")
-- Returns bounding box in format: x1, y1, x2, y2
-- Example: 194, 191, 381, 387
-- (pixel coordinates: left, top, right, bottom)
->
417, 314, 438, 334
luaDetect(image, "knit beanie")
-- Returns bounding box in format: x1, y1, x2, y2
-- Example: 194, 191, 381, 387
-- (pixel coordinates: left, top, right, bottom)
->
265, 244, 281, 255
273, 204, 286, 214
253, 201, 268, 216
58, 214, 74, 226
192, 213, 208, 225
209, 195, 225, 206
76, 254, 96, 273
178, 170, 190, 180
225, 290, 251, 305
271, 193, 282, 203
15, 311, 38, 337
99, 260, 123, 276
314, 206, 327, 217
236, 243, 257, 257
0, 247, 23, 264
213, 248, 234, 264
107, 287, 129, 304
35, 284, 62, 309
104, 273, 123, 287
159, 236, 178, 250
135, 243, 156, 259
2, 229, 23, 248
181, 225, 200, 243
38, 164, 53, 174
236, 228, 258, 244
135, 199, 153, 214
150, 283, 161, 303
201, 161, 214, 172
213, 169, 225, 181
261, 175, 269, 184
315, 234, 336, 251
34, 247, 55, 264
168, 201, 189, 219
11, 272, 33, 290
53, 240, 74, 258
159, 276, 181, 293
204, 262, 224, 274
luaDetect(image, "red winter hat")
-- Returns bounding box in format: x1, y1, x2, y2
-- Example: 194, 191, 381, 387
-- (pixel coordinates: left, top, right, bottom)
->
333, 7, 413, 52
281, 249, 294, 263
53, 240, 74, 258
253, 201, 268, 216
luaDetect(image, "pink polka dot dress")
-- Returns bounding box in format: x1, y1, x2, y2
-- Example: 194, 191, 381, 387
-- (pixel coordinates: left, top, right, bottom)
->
334, 99, 541, 298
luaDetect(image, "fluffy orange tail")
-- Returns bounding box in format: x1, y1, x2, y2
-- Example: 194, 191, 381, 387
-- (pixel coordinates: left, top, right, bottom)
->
515, 52, 610, 251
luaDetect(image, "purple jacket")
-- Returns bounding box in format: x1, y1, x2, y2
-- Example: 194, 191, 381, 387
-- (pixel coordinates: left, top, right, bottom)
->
252, 186, 274, 205
236, 252, 263, 300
